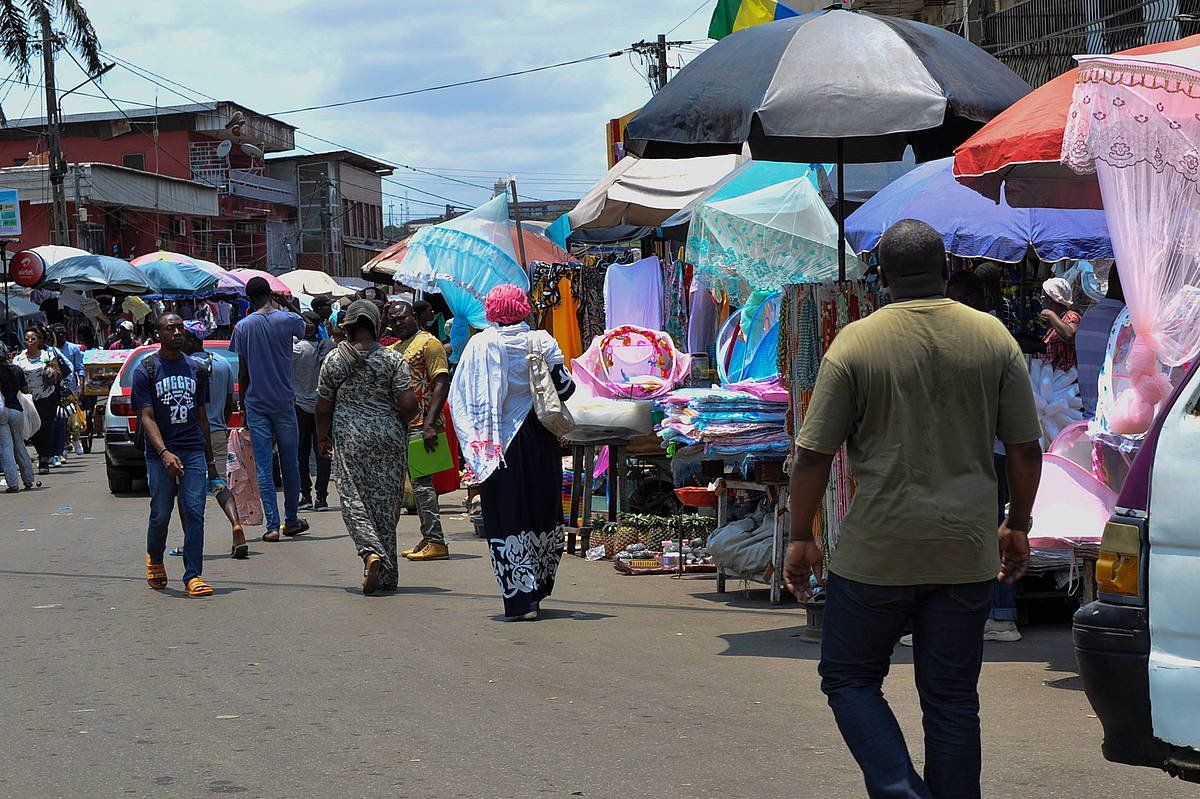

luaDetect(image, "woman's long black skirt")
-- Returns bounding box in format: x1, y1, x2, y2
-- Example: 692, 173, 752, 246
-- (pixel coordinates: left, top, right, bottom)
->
479, 410, 564, 617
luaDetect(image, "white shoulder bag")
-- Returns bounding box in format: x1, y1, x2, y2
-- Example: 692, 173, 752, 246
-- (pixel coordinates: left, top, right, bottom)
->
526, 334, 575, 437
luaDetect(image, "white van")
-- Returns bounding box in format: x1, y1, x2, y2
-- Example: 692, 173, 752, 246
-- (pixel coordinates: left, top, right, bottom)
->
1074, 361, 1200, 782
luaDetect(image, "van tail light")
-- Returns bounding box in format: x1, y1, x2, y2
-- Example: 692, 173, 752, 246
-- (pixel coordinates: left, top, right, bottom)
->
1096, 516, 1145, 603
109, 396, 138, 433
229, 411, 243, 428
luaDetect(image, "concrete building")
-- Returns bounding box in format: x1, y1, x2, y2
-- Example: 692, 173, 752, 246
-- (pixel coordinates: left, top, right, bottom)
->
0, 101, 296, 268
267, 150, 393, 278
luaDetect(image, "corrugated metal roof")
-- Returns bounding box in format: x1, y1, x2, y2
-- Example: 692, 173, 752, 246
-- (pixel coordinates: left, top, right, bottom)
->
5, 100, 295, 131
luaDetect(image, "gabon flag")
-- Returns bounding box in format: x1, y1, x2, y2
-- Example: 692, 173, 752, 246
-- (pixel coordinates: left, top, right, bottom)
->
707, 0, 803, 40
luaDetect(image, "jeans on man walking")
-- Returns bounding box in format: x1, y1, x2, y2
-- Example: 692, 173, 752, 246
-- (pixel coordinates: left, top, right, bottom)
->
0, 407, 24, 487
4, 408, 34, 485
295, 405, 331, 502
820, 572, 993, 799
146, 450, 207, 583
411, 475, 445, 544
246, 408, 301, 532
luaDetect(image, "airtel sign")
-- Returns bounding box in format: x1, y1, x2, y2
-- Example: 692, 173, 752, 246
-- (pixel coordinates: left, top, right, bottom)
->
9, 249, 46, 287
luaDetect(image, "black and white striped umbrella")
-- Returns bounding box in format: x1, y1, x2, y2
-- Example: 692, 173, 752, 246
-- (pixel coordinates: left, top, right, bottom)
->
625, 7, 1031, 165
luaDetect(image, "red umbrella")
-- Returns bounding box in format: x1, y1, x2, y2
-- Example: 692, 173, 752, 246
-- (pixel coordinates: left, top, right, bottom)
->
954, 35, 1200, 209
228, 268, 291, 296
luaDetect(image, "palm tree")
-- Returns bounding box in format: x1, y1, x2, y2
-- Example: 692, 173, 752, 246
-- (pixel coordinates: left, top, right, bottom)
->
0, 0, 102, 120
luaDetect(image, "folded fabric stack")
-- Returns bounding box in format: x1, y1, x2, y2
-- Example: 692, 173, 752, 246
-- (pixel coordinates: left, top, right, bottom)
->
658, 378, 790, 458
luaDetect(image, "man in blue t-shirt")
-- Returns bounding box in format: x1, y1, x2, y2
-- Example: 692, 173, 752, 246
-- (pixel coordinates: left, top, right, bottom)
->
230, 277, 309, 541
133, 313, 215, 597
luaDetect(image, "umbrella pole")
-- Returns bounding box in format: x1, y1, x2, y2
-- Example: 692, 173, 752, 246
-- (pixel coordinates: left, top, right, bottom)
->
837, 140, 846, 283
509, 179, 529, 273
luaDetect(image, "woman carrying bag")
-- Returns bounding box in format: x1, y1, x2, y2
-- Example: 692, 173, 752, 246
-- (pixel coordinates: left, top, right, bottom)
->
14, 327, 67, 475
450, 284, 576, 621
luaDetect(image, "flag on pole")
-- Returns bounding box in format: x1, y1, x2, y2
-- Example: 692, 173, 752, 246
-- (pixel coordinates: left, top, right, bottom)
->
708, 0, 803, 40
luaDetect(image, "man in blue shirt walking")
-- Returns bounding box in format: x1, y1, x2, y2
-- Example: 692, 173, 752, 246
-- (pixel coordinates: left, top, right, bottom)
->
230, 277, 309, 542
134, 314, 216, 597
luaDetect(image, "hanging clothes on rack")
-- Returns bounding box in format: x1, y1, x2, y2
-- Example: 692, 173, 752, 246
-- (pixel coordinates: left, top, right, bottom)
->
604, 255, 663, 331
662, 258, 689, 347
576, 257, 607, 351
687, 278, 719, 357
546, 276, 583, 366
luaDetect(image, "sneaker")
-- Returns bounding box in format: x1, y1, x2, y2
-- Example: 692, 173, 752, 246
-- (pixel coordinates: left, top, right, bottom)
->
406, 541, 449, 561
401, 539, 429, 559
73, 441, 84, 456
899, 633, 914, 647
297, 496, 313, 510
314, 498, 329, 511
50, 456, 62, 468
983, 620, 1022, 642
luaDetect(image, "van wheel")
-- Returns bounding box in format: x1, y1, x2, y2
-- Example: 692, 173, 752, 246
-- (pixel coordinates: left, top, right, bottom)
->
106, 462, 134, 494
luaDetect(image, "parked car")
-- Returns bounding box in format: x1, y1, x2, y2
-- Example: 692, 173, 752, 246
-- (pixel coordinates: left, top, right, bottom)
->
103, 342, 239, 494
1074, 360, 1200, 783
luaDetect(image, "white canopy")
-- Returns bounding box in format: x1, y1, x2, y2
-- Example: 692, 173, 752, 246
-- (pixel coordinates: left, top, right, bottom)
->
567, 154, 746, 230
277, 269, 357, 298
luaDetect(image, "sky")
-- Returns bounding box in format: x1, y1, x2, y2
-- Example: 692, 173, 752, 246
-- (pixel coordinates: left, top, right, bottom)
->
2, 0, 717, 222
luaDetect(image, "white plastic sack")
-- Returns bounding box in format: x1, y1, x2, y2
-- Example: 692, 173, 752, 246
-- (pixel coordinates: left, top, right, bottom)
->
18, 392, 40, 440
707, 503, 776, 580
563, 395, 654, 442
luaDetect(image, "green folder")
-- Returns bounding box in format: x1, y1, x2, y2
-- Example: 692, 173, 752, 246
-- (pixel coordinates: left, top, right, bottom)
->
408, 432, 453, 478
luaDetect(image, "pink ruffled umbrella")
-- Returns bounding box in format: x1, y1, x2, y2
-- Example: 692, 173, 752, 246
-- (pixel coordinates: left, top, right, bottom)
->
227, 268, 291, 297
573, 325, 692, 401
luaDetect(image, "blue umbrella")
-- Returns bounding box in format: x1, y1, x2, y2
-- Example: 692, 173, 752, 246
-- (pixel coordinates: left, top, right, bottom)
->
135, 258, 220, 298
845, 157, 1112, 263
42, 255, 154, 294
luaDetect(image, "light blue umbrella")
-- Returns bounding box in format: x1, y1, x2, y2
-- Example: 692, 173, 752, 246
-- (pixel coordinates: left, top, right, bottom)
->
845, 157, 1112, 263
135, 258, 220, 298
42, 255, 154, 294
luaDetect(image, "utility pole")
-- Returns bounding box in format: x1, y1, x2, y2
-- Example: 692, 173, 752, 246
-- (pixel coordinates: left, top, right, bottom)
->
72, 166, 85, 248
630, 35, 694, 94
655, 34, 669, 91
319, 175, 331, 274
39, 16, 70, 246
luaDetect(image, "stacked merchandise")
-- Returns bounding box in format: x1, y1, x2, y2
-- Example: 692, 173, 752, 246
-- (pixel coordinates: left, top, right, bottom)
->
656, 378, 790, 463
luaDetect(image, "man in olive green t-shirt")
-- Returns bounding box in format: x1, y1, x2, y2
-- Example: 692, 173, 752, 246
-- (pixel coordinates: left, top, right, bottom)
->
784, 220, 1043, 799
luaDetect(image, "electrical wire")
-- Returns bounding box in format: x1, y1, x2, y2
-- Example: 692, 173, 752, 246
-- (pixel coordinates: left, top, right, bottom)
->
268, 50, 628, 115
666, 0, 713, 36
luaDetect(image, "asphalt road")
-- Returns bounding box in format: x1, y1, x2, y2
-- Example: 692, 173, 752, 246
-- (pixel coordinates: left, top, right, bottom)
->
2, 450, 1194, 799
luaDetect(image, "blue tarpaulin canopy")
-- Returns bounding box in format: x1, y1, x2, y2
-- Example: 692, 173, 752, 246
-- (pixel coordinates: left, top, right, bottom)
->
42, 255, 153, 294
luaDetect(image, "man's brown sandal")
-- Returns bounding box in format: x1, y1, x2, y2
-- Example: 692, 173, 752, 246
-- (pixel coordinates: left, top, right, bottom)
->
145, 555, 167, 590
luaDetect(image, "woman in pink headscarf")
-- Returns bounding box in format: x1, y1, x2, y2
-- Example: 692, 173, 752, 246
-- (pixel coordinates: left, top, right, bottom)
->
449, 284, 575, 621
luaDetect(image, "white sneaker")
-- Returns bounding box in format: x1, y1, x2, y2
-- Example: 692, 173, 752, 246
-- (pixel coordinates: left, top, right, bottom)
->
50, 456, 62, 467
899, 633, 914, 647
983, 619, 1022, 642
73, 441, 84, 455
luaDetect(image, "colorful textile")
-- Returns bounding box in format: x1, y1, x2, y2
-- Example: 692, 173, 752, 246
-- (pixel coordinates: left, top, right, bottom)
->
708, 0, 801, 40
663, 259, 689, 347
576, 260, 608, 350
604, 256, 663, 330
657, 384, 790, 458
573, 325, 692, 401
545, 277, 584, 367
717, 290, 780, 383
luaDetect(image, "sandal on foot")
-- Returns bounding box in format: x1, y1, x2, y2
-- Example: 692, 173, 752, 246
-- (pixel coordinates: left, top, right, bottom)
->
362, 554, 383, 596
262, 529, 281, 542
168, 548, 184, 557
281, 519, 310, 538
231, 526, 249, 559
145, 555, 167, 590
185, 577, 213, 597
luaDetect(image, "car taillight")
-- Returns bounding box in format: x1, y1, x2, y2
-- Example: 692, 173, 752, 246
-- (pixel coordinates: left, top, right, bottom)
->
110, 397, 136, 417
1096, 517, 1144, 601
229, 411, 243, 428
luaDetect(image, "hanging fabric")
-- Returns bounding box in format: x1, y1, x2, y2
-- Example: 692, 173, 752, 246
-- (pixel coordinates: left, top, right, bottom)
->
605, 255, 664, 330
547, 276, 584, 367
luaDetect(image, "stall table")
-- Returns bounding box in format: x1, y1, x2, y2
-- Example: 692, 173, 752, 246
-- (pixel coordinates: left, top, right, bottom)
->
564, 436, 630, 555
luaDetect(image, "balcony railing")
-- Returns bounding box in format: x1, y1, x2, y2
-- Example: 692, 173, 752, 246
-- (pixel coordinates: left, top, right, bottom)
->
983, 0, 1193, 86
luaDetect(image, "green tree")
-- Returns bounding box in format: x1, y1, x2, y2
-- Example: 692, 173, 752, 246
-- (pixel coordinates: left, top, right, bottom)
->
0, 0, 102, 107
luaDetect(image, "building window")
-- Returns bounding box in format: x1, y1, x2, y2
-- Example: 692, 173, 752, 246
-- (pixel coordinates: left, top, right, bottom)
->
122, 153, 146, 171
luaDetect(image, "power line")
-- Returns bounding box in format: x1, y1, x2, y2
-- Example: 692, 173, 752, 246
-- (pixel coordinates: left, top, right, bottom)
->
667, 0, 712, 36
269, 49, 629, 115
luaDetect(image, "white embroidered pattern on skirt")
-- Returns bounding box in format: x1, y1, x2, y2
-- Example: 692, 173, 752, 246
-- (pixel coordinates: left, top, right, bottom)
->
489, 528, 564, 598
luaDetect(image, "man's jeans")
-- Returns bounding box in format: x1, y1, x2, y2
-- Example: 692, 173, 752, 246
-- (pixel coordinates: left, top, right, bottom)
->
147, 450, 207, 583
820, 572, 993, 799
3, 408, 34, 486
411, 475, 445, 545
246, 409, 301, 532
295, 405, 331, 503
0, 407, 25, 487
